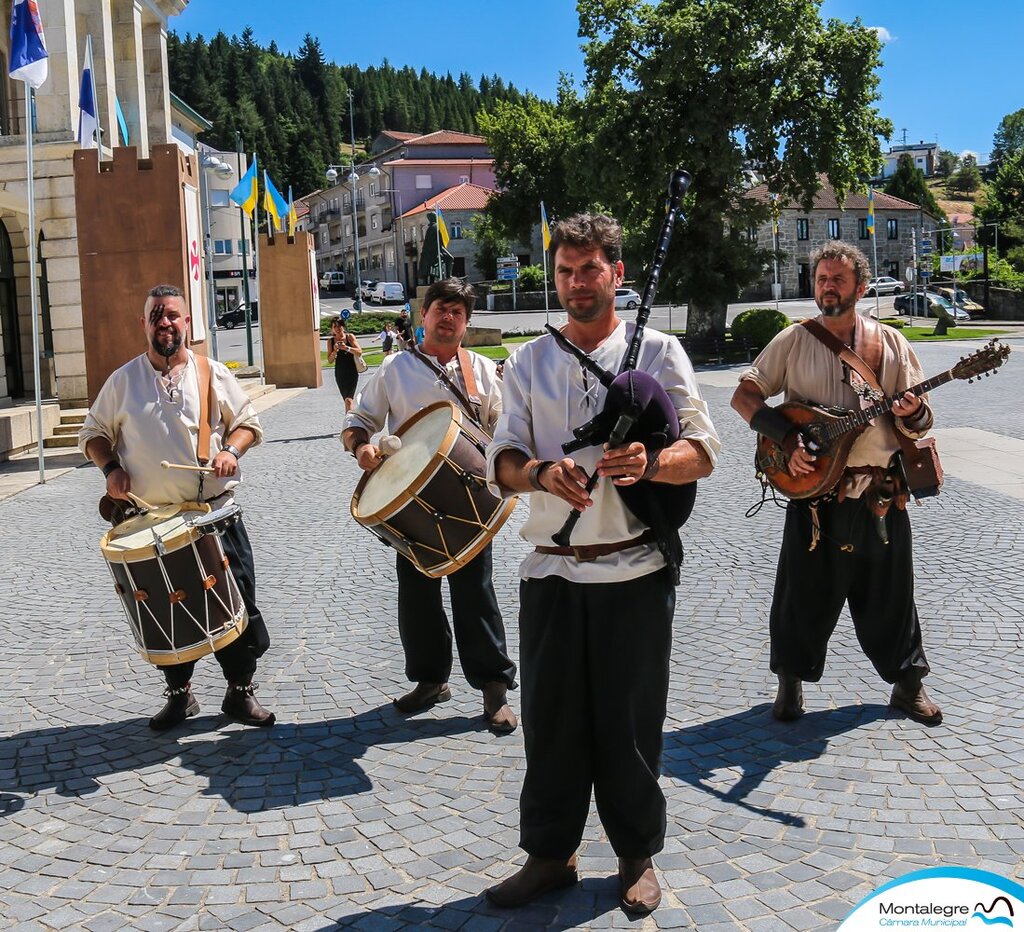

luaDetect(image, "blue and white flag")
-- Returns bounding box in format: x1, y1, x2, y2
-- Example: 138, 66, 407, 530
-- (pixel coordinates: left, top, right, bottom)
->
77, 35, 97, 148
9, 0, 48, 89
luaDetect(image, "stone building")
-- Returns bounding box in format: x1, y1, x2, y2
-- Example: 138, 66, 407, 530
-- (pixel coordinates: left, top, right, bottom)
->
0, 0, 187, 410
743, 176, 940, 300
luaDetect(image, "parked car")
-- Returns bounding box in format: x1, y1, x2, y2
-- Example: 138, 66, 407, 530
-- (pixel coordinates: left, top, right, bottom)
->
368, 281, 406, 305
318, 270, 346, 293
217, 301, 258, 329
358, 279, 379, 302
865, 276, 904, 296
936, 287, 985, 318
614, 288, 641, 309
893, 291, 970, 321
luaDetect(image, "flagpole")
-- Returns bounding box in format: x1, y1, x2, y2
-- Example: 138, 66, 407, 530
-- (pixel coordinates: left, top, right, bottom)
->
234, 133, 254, 367
252, 163, 265, 386
26, 89, 44, 484
434, 205, 442, 280
870, 187, 880, 319
541, 203, 550, 326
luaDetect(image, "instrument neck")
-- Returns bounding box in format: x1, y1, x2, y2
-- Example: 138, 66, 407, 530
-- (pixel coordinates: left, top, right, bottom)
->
834, 371, 952, 434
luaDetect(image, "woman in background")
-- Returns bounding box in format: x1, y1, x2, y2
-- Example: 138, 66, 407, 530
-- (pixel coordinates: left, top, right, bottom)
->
327, 318, 362, 412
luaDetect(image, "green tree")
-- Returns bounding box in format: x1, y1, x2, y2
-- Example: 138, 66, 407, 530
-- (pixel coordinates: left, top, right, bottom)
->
935, 149, 959, 177
947, 158, 982, 195
558, 0, 893, 336
467, 210, 511, 280
977, 147, 1024, 261
884, 154, 944, 216
990, 107, 1024, 170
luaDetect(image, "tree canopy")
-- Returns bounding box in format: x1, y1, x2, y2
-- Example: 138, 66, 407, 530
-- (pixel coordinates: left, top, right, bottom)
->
167, 31, 525, 198
883, 154, 943, 217
990, 107, 1024, 170
482, 0, 892, 335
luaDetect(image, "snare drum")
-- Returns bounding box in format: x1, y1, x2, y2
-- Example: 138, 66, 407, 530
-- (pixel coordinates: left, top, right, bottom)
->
100, 502, 247, 666
351, 401, 517, 578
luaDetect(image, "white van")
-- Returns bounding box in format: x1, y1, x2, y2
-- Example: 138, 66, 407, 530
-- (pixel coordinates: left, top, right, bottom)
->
368, 281, 405, 305
319, 271, 346, 293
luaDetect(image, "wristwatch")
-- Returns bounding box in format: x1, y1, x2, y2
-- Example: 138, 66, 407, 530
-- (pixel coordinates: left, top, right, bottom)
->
101, 459, 122, 478
222, 444, 242, 460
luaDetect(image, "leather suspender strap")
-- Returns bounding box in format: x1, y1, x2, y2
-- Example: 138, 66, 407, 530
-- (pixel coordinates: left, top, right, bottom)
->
408, 345, 483, 428
800, 317, 921, 465
457, 347, 481, 409
194, 353, 216, 465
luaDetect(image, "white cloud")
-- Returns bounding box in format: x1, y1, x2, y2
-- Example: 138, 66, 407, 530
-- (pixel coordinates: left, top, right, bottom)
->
868, 26, 895, 44
959, 149, 979, 162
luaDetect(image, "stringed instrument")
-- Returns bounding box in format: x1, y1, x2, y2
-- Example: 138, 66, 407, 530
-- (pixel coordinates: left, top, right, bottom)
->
755, 339, 1012, 499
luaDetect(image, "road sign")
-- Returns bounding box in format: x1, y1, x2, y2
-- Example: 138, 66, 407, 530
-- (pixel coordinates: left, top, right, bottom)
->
341, 309, 351, 320
497, 268, 519, 281
905, 267, 915, 282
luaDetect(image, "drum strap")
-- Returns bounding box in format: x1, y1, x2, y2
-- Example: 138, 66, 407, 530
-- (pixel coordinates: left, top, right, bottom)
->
194, 353, 217, 466
409, 346, 483, 429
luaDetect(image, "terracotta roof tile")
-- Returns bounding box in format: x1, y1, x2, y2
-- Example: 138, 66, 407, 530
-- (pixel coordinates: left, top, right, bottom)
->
746, 174, 925, 212
401, 183, 494, 218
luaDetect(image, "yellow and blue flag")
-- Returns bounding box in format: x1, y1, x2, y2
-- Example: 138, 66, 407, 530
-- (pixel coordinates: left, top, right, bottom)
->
436, 205, 450, 248
541, 201, 551, 251
262, 170, 288, 233
769, 193, 779, 236
287, 185, 299, 237
866, 187, 875, 237
229, 155, 258, 216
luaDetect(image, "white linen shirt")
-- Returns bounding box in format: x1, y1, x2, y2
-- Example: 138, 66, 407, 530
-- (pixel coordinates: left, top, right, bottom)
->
344, 348, 503, 437
486, 321, 721, 583
78, 350, 263, 506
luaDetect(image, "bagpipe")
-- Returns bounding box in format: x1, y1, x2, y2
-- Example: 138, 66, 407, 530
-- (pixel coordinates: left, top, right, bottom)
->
544, 169, 697, 577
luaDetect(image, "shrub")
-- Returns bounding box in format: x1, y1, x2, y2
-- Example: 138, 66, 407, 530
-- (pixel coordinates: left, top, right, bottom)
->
319, 311, 402, 337
517, 264, 546, 291
879, 317, 906, 329
729, 308, 790, 348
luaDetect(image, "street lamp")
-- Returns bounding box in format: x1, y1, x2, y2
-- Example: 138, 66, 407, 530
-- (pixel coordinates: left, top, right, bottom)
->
198, 151, 235, 361
378, 185, 405, 287
326, 162, 380, 311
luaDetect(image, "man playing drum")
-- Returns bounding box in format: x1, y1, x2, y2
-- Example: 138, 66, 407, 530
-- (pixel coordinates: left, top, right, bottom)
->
342, 278, 518, 733
79, 285, 274, 731
486, 214, 719, 914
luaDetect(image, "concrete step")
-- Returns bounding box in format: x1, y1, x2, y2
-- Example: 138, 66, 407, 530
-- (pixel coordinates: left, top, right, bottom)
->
239, 381, 276, 401
53, 424, 81, 436
60, 408, 87, 426
44, 434, 80, 449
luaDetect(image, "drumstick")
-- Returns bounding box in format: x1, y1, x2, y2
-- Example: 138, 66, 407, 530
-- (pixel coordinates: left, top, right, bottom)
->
161, 460, 216, 474
379, 435, 402, 456
127, 491, 157, 511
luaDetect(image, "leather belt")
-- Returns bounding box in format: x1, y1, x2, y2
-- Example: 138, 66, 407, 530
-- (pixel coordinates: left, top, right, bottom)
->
534, 529, 655, 562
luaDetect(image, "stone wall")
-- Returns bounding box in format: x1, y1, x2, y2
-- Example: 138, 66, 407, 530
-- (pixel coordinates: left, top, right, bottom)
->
963, 283, 1024, 320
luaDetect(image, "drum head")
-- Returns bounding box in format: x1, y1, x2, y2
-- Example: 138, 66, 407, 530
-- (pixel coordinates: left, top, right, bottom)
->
101, 502, 209, 561
192, 502, 241, 535
354, 404, 454, 518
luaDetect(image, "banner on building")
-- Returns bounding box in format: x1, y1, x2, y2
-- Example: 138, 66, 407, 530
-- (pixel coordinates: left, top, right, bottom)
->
183, 182, 206, 342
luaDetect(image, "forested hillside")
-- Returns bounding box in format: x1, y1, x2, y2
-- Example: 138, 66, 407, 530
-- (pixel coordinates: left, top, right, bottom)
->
168, 28, 524, 197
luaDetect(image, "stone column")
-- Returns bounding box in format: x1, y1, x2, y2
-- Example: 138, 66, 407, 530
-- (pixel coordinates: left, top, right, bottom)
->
112, 0, 149, 155
31, 0, 78, 136
141, 16, 171, 145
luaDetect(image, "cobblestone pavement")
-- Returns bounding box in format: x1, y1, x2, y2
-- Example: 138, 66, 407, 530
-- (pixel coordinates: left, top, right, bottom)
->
1, 336, 1022, 931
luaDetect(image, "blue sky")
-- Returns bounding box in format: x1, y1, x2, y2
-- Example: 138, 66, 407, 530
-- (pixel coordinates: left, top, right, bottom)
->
174, 0, 1021, 159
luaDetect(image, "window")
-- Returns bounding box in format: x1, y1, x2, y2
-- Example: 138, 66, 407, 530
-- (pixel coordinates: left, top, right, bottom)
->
344, 195, 351, 209
458, 175, 469, 184
828, 219, 840, 239
345, 223, 351, 237
369, 182, 376, 197
858, 219, 869, 239
321, 231, 328, 247
747, 226, 757, 243
237, 240, 249, 255
796, 219, 809, 241
450, 222, 463, 240
214, 239, 232, 255
209, 189, 230, 208
415, 174, 432, 189
887, 218, 899, 240
888, 261, 900, 278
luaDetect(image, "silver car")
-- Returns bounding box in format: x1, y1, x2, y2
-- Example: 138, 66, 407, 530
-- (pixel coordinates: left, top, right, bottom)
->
865, 276, 904, 296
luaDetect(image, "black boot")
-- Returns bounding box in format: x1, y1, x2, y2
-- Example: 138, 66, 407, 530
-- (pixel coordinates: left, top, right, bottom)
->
772, 673, 804, 721
149, 683, 199, 731
222, 682, 276, 727
890, 671, 942, 725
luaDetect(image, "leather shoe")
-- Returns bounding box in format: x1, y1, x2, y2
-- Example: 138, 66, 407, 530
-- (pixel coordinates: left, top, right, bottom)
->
618, 857, 661, 915
772, 673, 804, 721
482, 682, 517, 734
222, 682, 276, 727
149, 683, 199, 731
393, 682, 451, 714
485, 854, 579, 908
890, 674, 942, 725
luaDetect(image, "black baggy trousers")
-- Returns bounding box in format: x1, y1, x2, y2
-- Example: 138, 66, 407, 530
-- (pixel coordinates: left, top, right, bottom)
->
769, 496, 929, 684
518, 567, 675, 860
164, 516, 270, 689
396, 545, 517, 689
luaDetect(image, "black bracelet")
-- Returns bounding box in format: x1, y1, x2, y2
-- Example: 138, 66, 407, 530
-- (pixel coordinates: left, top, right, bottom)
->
750, 406, 795, 447
101, 459, 122, 478
222, 444, 242, 460
528, 460, 552, 491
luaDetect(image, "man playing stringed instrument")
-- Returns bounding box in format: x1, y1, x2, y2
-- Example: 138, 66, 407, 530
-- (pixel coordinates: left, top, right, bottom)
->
731, 241, 943, 726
